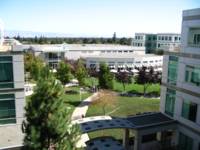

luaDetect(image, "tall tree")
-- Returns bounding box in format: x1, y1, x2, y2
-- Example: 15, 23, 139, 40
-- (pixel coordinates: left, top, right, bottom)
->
136, 66, 157, 96
98, 63, 114, 89
22, 70, 80, 150
116, 72, 132, 92
24, 52, 44, 81
56, 61, 72, 85
75, 59, 87, 86
112, 32, 117, 43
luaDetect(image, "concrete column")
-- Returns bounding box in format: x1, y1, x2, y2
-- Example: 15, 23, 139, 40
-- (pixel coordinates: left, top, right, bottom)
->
156, 132, 162, 141
134, 130, 142, 150
123, 128, 130, 149
171, 130, 179, 147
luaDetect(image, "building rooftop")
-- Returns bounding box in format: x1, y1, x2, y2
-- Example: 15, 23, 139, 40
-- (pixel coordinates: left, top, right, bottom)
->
13, 44, 143, 52
73, 113, 175, 134
127, 112, 175, 129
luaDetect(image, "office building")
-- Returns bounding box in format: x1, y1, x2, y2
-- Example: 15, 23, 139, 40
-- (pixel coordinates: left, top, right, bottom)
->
0, 44, 25, 149
132, 33, 181, 53
160, 8, 200, 150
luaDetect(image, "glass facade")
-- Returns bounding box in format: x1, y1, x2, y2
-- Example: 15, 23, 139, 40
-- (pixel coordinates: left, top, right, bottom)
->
178, 132, 193, 150
182, 100, 197, 122
165, 88, 176, 116
0, 56, 14, 88
185, 65, 200, 86
168, 56, 178, 85
0, 94, 16, 124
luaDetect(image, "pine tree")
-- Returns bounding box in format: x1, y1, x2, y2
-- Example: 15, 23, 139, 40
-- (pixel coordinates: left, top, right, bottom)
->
22, 70, 80, 150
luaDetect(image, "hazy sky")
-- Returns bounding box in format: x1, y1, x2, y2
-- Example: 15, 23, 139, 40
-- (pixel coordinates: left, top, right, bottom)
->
0, 0, 199, 37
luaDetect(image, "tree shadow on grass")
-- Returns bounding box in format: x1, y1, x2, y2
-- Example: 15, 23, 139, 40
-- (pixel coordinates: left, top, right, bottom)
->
65, 101, 91, 108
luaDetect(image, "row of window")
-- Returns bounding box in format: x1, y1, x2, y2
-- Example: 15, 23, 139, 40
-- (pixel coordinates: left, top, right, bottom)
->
165, 88, 198, 123
101, 50, 134, 53
133, 43, 143, 47
158, 36, 181, 41
89, 60, 162, 65
167, 55, 200, 87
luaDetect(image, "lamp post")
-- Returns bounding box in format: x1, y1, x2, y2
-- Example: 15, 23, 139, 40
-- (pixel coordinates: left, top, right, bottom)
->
79, 87, 83, 101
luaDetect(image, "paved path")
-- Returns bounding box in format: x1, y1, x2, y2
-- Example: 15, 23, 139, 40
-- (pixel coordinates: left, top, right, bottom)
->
71, 92, 98, 148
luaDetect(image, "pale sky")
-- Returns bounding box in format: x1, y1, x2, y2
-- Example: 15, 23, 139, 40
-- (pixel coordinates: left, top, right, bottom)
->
0, 0, 199, 37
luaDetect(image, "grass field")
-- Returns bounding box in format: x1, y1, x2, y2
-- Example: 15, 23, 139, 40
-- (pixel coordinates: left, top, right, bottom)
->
84, 77, 160, 94
86, 95, 160, 140
26, 86, 92, 116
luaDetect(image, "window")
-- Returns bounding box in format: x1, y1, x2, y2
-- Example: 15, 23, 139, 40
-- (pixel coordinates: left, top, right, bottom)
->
150, 61, 153, 63
168, 56, 178, 85
175, 36, 178, 41
143, 61, 147, 63
169, 36, 172, 41
162, 36, 164, 40
0, 94, 16, 124
142, 133, 157, 143
178, 133, 193, 150
193, 34, 200, 44
124, 51, 128, 53
165, 36, 168, 40
129, 50, 133, 53
0, 56, 14, 88
118, 51, 122, 53
185, 65, 200, 86
182, 101, 197, 122
165, 89, 176, 116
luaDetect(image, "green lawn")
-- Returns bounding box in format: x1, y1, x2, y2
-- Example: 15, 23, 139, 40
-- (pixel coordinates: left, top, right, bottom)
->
26, 86, 92, 116
86, 95, 160, 140
63, 86, 92, 115
113, 80, 160, 94
84, 77, 160, 94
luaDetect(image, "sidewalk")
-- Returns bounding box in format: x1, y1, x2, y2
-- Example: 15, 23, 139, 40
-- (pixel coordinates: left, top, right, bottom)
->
71, 92, 98, 148
71, 92, 98, 121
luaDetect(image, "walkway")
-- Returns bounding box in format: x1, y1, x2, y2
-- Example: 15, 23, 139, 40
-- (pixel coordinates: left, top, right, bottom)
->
71, 92, 98, 148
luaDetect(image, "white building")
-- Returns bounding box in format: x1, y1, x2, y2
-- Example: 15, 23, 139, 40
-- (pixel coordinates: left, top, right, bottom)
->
157, 33, 181, 51
0, 45, 25, 149
13, 44, 145, 69
160, 8, 200, 150
85, 54, 163, 73
132, 33, 181, 53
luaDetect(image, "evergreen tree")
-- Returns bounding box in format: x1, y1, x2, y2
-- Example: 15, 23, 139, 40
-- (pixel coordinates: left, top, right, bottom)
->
22, 70, 80, 150
75, 59, 87, 86
98, 63, 114, 89
56, 61, 72, 85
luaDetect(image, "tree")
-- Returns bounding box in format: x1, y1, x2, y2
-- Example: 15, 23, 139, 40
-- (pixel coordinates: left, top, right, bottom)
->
98, 63, 114, 89
136, 66, 158, 96
22, 70, 80, 150
116, 72, 132, 92
91, 90, 116, 115
56, 61, 72, 85
75, 59, 87, 86
112, 32, 117, 43
24, 52, 44, 81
